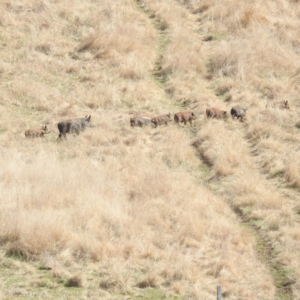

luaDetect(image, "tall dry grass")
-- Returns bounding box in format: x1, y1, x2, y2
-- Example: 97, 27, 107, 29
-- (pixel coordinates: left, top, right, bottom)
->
0, 122, 274, 298
145, 0, 300, 298
2, 0, 300, 299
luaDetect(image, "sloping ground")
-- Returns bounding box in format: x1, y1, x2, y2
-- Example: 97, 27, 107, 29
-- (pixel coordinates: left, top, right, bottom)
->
0, 0, 300, 299
152, 0, 300, 299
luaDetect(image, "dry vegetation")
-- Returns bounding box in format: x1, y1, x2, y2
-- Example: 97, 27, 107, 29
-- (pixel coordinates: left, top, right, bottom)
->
1, 0, 300, 299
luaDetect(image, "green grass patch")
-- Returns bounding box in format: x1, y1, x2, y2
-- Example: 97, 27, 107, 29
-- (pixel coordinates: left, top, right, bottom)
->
248, 218, 265, 229
0, 128, 7, 134
135, 288, 180, 299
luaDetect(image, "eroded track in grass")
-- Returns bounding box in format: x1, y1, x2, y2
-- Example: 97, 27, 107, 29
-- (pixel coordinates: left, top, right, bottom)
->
230, 124, 297, 300
135, 0, 170, 89
240, 123, 300, 299
164, 1, 299, 299
134, 1, 286, 299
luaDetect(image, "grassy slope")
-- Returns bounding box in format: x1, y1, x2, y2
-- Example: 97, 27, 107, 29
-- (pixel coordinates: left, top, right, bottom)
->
1, 0, 300, 299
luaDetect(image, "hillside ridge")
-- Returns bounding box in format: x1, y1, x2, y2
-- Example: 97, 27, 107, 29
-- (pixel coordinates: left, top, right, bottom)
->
1, 0, 300, 299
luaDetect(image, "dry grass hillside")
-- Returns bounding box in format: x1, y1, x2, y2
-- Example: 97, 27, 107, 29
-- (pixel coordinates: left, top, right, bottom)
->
1, 0, 300, 299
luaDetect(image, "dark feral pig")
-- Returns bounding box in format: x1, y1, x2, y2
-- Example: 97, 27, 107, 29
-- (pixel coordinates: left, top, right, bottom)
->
230, 106, 247, 121
206, 107, 227, 119
266, 100, 290, 110
151, 113, 172, 128
57, 115, 91, 139
130, 117, 151, 127
25, 126, 49, 138
174, 111, 196, 126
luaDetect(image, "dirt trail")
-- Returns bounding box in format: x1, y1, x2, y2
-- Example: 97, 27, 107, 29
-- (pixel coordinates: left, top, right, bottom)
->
225, 123, 296, 299
195, 115, 297, 299
201, 28, 297, 300
134, 0, 300, 299
195, 16, 297, 300
135, 0, 169, 84
151, 0, 298, 299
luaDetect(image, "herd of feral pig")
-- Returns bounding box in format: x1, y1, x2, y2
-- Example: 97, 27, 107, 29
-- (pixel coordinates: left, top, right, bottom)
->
24, 100, 290, 139
25, 115, 92, 139
130, 100, 290, 128
130, 106, 245, 128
